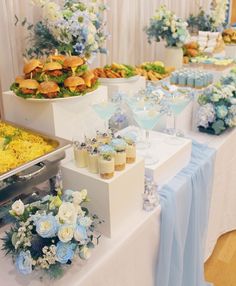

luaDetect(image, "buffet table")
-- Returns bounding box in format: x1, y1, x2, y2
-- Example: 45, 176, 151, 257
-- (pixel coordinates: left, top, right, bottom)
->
1, 127, 236, 286
190, 128, 236, 260
0, 207, 161, 286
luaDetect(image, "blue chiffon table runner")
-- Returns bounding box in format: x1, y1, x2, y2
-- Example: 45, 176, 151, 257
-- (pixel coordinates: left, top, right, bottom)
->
156, 141, 216, 286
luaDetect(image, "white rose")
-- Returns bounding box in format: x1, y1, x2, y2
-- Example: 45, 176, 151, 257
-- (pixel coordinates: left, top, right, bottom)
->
80, 189, 87, 200
165, 20, 170, 26
74, 205, 85, 217
172, 33, 178, 39
87, 34, 95, 45
72, 191, 83, 205
88, 22, 97, 34
58, 225, 74, 243
74, 225, 88, 242
79, 216, 93, 227
91, 42, 99, 51
11, 200, 25, 216
58, 202, 77, 225
79, 246, 91, 260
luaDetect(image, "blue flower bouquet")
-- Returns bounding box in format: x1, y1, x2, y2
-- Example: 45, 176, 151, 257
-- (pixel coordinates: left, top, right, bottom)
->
2, 189, 101, 279
19, 0, 108, 58
145, 5, 189, 48
197, 72, 236, 135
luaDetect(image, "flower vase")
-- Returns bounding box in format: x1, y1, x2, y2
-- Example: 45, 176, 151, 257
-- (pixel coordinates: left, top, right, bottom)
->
164, 47, 183, 69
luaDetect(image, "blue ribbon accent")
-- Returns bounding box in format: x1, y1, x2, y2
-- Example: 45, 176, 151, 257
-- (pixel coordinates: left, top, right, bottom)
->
156, 141, 216, 286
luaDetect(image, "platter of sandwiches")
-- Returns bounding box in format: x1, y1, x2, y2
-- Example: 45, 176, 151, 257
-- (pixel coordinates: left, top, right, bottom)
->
10, 55, 98, 101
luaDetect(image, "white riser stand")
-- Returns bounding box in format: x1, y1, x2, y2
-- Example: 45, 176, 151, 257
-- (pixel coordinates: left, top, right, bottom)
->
2, 86, 108, 140
100, 76, 146, 99
61, 157, 145, 238
118, 127, 192, 186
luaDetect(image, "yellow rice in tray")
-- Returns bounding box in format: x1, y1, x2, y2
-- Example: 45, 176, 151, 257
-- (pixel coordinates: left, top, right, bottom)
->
0, 122, 54, 175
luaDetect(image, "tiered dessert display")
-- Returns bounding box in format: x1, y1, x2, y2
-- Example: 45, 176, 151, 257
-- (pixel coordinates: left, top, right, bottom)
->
62, 127, 144, 237
10, 55, 98, 100
135, 61, 174, 82
73, 132, 136, 180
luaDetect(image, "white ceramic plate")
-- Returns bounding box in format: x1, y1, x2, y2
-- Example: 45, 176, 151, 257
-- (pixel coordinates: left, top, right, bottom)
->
99, 75, 140, 84
12, 89, 96, 103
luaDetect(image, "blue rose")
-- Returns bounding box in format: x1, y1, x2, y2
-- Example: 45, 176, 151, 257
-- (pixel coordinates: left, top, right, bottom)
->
16, 251, 32, 275
56, 241, 76, 264
73, 43, 85, 54
216, 105, 228, 119
62, 189, 74, 201
35, 214, 58, 238
74, 224, 88, 242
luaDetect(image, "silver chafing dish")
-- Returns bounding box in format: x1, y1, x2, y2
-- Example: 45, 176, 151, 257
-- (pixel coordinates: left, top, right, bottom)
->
0, 120, 71, 208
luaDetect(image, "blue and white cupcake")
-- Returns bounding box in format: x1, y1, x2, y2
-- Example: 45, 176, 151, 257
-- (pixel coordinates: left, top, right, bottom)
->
74, 142, 88, 168
98, 144, 115, 179
111, 138, 127, 171
124, 133, 137, 164
88, 147, 99, 174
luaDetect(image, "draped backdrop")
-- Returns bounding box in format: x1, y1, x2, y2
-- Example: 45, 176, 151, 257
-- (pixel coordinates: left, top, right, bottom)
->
0, 0, 211, 114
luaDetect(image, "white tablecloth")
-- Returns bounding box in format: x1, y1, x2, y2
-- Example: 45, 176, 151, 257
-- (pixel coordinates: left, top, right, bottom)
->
1, 128, 236, 285
189, 128, 236, 260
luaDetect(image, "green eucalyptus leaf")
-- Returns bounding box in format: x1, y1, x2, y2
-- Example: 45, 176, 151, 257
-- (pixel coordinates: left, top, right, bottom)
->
212, 120, 226, 135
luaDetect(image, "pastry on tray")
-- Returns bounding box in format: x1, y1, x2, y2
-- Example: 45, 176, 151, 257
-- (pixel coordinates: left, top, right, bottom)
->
93, 63, 137, 79
135, 61, 174, 81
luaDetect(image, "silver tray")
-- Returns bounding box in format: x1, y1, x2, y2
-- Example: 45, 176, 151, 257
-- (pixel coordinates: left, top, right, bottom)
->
0, 120, 71, 181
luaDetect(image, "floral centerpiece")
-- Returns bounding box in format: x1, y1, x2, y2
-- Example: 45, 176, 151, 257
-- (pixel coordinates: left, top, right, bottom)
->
145, 5, 189, 48
20, 0, 108, 58
2, 189, 101, 278
197, 73, 236, 135
145, 5, 189, 69
187, 0, 228, 32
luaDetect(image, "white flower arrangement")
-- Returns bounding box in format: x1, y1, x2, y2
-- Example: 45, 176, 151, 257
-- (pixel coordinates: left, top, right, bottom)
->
145, 5, 189, 47
20, 0, 108, 58
197, 71, 236, 135
211, 0, 229, 31
187, 0, 228, 32
2, 189, 101, 279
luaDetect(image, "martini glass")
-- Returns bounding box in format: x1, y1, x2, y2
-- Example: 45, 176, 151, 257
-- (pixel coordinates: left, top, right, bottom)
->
124, 91, 149, 148
92, 101, 117, 132
162, 91, 192, 144
132, 104, 163, 165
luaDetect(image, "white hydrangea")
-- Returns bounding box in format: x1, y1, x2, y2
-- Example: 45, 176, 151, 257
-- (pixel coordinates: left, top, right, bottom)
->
211, 0, 228, 29
197, 103, 216, 128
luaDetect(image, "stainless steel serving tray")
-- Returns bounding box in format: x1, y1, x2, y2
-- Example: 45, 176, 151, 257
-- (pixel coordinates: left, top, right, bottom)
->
0, 120, 71, 181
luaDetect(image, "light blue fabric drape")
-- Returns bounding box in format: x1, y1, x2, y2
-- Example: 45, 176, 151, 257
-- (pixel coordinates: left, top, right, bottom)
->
156, 141, 216, 286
